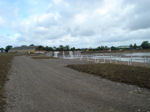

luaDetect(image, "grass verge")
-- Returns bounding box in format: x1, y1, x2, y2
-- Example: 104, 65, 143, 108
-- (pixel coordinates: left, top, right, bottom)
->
0, 53, 14, 112
67, 63, 150, 89
32, 56, 57, 59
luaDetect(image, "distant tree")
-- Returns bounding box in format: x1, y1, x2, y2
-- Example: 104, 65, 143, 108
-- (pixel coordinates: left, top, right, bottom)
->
70, 47, 76, 51
30, 44, 34, 46
141, 41, 150, 49
111, 46, 118, 50
93, 48, 98, 51
133, 43, 137, 49
97, 46, 106, 50
104, 46, 109, 50
21, 45, 27, 47
64, 45, 70, 51
37, 45, 44, 50
58, 45, 64, 51
49, 47, 54, 51
5, 45, 13, 52
0, 48, 4, 52
100, 46, 104, 50
89, 47, 94, 51
76, 48, 81, 51
129, 44, 133, 48
44, 46, 53, 51
53, 46, 57, 51
44, 46, 48, 51
97, 46, 103, 50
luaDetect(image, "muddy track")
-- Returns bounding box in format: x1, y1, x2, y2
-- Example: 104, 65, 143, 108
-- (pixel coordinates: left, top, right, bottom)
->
5, 56, 150, 112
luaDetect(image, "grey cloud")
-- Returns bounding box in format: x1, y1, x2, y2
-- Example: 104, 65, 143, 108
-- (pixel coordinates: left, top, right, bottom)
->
70, 27, 95, 37
123, 0, 150, 30
16, 0, 150, 47
1, 0, 150, 48
128, 13, 150, 30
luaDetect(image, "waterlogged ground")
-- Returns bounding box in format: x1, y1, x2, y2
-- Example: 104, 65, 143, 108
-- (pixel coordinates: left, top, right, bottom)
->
64, 52, 150, 64
123, 52, 150, 57
5, 56, 150, 112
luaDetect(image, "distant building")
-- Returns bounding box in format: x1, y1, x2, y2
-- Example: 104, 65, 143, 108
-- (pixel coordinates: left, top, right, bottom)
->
9, 46, 38, 54
118, 45, 130, 49
34, 51, 46, 54
0, 48, 5, 53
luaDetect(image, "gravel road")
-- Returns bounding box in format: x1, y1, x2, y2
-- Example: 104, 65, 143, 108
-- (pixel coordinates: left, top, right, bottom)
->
5, 56, 150, 112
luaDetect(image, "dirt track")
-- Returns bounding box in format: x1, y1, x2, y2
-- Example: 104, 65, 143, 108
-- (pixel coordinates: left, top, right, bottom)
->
5, 56, 150, 112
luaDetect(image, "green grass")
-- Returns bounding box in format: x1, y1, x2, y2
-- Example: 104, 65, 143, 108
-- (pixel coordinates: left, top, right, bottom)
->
67, 63, 150, 89
0, 53, 14, 111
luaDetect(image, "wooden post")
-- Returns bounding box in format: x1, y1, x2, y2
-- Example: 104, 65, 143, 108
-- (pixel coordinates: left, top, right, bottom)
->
128, 59, 130, 65
104, 56, 106, 63
94, 56, 96, 63
130, 56, 132, 65
144, 57, 146, 63
80, 55, 82, 60
110, 55, 112, 63
119, 56, 121, 64
87, 56, 88, 61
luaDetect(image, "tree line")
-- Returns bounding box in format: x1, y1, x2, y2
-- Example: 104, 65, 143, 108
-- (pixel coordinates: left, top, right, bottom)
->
110, 41, 150, 50
1, 41, 150, 52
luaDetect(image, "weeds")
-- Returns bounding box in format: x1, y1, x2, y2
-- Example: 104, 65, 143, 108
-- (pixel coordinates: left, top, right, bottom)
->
67, 63, 150, 89
0, 53, 14, 112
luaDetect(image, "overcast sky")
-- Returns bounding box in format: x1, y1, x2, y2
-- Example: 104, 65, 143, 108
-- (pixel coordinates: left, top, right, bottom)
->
0, 0, 150, 48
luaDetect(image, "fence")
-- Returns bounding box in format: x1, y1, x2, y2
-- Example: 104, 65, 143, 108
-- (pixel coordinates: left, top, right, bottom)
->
62, 54, 150, 67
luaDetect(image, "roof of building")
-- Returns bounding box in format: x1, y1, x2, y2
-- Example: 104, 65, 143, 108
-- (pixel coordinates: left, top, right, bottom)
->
10, 46, 38, 51
118, 45, 130, 49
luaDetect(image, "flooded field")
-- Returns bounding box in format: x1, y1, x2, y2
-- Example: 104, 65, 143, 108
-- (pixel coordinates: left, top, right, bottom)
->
61, 52, 150, 65
123, 52, 150, 57
94, 55, 149, 63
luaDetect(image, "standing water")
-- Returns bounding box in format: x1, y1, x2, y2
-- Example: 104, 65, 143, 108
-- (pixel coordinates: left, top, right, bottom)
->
54, 51, 59, 58
69, 51, 74, 59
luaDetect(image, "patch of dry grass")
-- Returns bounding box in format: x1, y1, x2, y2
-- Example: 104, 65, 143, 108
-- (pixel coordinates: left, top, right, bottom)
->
0, 53, 14, 111
67, 63, 150, 89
